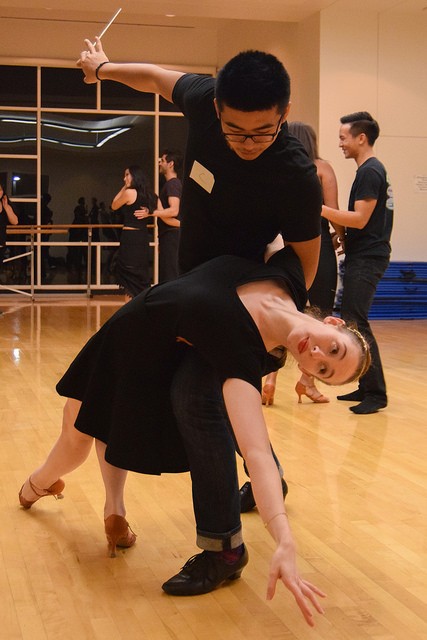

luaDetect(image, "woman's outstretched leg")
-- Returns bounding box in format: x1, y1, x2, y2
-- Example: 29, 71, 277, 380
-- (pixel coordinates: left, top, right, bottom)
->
94, 439, 128, 519
19, 398, 93, 508
95, 439, 136, 557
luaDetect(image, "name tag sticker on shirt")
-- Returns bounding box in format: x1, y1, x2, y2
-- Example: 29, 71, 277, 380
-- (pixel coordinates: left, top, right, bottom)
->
189, 160, 215, 194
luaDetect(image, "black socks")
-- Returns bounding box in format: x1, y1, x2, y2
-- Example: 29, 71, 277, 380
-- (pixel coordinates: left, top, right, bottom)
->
337, 390, 365, 402
350, 398, 387, 414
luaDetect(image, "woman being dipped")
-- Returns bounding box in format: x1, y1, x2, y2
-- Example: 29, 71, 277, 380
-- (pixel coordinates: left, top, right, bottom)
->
19, 246, 369, 626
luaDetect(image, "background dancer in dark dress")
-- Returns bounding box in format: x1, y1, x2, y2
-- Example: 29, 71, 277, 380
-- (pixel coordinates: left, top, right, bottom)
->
0, 182, 19, 269
112, 165, 159, 301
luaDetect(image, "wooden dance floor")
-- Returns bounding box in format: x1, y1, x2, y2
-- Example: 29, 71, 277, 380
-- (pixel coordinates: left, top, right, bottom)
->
1, 297, 426, 640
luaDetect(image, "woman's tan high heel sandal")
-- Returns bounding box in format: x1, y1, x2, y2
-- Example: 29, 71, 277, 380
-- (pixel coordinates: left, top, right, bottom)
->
261, 383, 276, 406
19, 476, 65, 509
295, 381, 330, 404
104, 514, 137, 558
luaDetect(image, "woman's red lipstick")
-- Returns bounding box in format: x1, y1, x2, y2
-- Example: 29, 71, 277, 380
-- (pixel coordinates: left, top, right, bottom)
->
298, 337, 308, 354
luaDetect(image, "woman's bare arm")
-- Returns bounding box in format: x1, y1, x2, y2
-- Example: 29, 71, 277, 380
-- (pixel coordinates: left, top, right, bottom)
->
222, 378, 326, 626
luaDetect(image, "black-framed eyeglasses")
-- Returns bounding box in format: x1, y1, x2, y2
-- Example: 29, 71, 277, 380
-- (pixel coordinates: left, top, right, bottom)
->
220, 114, 283, 144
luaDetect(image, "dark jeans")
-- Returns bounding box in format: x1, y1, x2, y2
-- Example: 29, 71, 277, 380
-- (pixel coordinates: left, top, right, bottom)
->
340, 254, 390, 401
171, 349, 243, 551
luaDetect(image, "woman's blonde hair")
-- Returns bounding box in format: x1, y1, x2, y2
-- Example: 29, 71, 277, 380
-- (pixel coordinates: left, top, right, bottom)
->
344, 325, 372, 383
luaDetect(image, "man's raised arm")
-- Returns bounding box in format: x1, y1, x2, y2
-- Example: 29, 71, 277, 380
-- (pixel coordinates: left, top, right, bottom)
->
78, 37, 185, 103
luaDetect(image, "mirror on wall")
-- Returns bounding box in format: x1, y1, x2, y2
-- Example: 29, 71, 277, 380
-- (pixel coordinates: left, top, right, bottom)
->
0, 64, 190, 291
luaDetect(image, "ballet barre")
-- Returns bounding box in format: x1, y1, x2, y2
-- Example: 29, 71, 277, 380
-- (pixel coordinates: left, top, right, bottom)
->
3, 224, 147, 300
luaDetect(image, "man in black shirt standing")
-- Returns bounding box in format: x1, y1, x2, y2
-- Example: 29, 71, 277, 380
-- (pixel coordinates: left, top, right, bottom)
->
322, 111, 393, 414
137, 149, 183, 282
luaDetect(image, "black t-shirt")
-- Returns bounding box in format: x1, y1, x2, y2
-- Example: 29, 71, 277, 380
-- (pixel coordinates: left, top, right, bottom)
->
346, 157, 393, 258
172, 74, 322, 273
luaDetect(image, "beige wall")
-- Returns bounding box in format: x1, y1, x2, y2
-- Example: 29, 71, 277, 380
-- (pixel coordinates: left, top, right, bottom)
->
319, 4, 427, 261
216, 21, 299, 77
0, 17, 217, 67
0, 14, 298, 71
294, 14, 321, 128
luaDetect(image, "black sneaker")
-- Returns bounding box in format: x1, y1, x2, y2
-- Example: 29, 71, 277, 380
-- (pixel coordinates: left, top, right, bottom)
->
162, 545, 249, 596
239, 478, 288, 513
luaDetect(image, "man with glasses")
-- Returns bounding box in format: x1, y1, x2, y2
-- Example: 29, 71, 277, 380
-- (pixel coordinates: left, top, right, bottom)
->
79, 46, 322, 595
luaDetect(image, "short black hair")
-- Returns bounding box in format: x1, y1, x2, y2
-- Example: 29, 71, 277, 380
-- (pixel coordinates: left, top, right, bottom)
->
340, 111, 380, 146
161, 149, 183, 177
215, 50, 290, 113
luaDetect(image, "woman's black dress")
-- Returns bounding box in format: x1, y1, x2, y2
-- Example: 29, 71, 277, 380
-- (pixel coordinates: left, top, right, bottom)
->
57, 247, 307, 475
115, 202, 152, 298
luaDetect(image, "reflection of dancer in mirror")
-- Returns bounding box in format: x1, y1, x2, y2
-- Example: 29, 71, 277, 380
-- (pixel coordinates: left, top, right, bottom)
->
111, 165, 159, 302
135, 150, 182, 282
262, 122, 345, 406
67, 196, 88, 280
89, 196, 100, 242
0, 182, 19, 269
19, 245, 371, 626
41, 192, 54, 276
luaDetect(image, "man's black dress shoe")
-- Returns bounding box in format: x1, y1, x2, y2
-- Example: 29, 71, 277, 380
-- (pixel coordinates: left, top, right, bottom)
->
239, 478, 288, 513
162, 545, 249, 596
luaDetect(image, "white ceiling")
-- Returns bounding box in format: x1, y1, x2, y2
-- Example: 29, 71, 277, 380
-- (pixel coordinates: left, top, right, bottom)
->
1, 0, 426, 27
